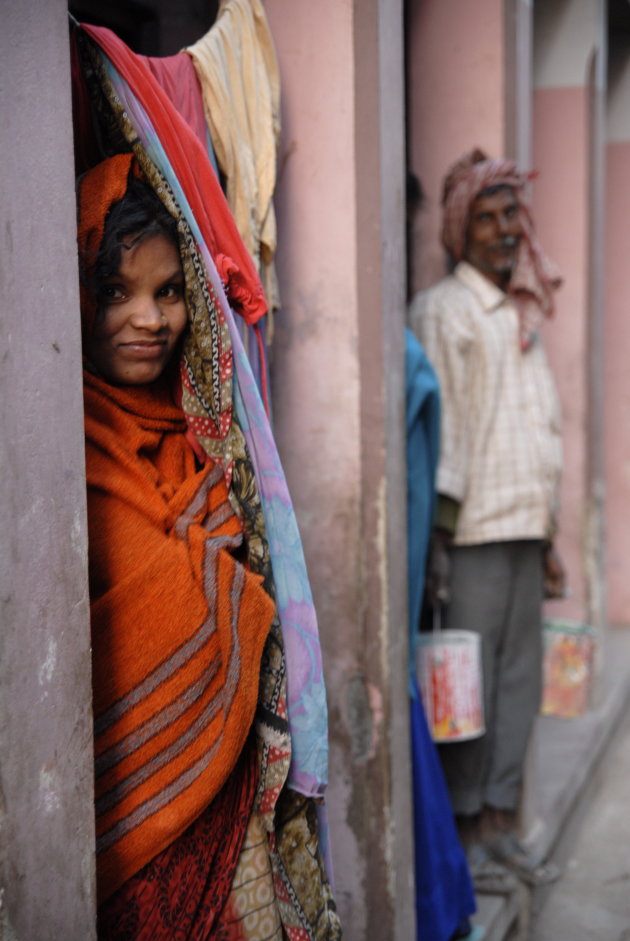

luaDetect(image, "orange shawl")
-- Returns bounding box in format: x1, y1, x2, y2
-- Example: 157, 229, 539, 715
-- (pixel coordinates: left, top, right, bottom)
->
84, 370, 274, 902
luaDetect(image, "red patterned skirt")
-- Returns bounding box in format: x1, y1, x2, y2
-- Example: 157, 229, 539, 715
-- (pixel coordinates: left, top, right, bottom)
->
98, 743, 257, 941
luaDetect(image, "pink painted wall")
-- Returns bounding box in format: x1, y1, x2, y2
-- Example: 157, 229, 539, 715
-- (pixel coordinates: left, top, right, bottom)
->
264, 2, 413, 937
604, 141, 630, 624
260, 12, 365, 924
532, 86, 590, 624
407, 0, 505, 291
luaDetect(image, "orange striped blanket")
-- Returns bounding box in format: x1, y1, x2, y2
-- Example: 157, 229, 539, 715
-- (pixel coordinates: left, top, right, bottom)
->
84, 369, 274, 903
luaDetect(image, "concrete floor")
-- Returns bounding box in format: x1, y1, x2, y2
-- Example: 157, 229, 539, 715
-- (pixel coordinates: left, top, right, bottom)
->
531, 707, 630, 941
470, 629, 630, 941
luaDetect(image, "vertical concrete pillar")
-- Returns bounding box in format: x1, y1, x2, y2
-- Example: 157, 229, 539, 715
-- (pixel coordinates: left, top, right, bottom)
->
532, 0, 607, 630
0, 1, 96, 938
504, 0, 534, 167
407, 0, 506, 291
605, 39, 630, 626
354, 3, 413, 936
264, 1, 413, 937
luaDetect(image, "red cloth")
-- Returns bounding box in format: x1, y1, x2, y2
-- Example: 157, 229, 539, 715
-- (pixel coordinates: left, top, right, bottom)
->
98, 741, 257, 940
81, 24, 267, 326
141, 52, 208, 150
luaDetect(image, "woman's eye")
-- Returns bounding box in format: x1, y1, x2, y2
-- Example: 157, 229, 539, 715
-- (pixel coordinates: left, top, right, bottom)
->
159, 282, 184, 300
99, 284, 125, 302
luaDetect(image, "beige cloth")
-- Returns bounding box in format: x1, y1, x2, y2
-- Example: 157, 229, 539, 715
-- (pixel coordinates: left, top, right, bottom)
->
410, 261, 562, 545
186, 0, 281, 320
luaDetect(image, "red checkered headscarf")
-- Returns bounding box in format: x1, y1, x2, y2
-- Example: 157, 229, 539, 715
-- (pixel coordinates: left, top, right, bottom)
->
441, 148, 562, 350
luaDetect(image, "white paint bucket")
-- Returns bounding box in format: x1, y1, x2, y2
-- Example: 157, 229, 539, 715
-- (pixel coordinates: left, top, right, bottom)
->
541, 619, 595, 718
416, 628, 485, 743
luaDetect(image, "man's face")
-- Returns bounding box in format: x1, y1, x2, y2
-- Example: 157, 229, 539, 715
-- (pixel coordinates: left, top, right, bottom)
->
464, 187, 523, 287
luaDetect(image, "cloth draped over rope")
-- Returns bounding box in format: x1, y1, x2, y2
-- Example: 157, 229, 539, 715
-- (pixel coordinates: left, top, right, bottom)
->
187, 0, 282, 320
440, 147, 562, 350
78, 18, 328, 801
73, 19, 339, 938
73, 12, 273, 411
141, 51, 209, 151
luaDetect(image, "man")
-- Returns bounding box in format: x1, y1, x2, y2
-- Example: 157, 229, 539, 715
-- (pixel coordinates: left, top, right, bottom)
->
409, 148, 565, 890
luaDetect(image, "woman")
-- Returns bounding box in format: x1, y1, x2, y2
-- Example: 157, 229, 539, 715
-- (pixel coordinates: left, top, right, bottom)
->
78, 153, 309, 938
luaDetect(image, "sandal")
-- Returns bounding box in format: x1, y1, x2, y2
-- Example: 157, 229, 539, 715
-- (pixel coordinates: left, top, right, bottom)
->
485, 831, 560, 887
466, 842, 518, 895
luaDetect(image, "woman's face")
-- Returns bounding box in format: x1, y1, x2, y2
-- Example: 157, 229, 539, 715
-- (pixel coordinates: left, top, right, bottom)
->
85, 233, 187, 386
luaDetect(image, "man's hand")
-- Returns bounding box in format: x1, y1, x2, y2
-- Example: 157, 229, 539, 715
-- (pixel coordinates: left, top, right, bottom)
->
543, 543, 566, 599
426, 528, 453, 607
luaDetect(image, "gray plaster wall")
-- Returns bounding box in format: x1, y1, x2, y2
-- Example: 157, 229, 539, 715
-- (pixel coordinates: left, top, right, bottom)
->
0, 0, 96, 937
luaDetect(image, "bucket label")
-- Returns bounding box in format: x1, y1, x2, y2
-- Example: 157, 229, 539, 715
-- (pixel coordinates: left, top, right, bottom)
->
417, 632, 485, 742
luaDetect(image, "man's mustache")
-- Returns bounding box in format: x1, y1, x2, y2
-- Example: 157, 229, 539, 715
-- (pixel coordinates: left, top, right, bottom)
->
491, 236, 519, 250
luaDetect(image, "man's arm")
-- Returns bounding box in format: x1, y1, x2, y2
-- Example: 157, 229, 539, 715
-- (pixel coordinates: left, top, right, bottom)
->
426, 494, 459, 606
543, 542, 567, 599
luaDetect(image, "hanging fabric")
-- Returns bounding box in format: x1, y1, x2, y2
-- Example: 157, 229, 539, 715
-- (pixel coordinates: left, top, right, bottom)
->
73, 20, 339, 939
405, 329, 477, 941
187, 0, 282, 322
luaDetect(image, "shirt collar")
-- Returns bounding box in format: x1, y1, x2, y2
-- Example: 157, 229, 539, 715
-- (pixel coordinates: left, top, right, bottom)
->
454, 260, 506, 312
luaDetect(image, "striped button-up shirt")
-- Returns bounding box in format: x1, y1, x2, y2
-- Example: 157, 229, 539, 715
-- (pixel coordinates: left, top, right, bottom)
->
410, 261, 562, 546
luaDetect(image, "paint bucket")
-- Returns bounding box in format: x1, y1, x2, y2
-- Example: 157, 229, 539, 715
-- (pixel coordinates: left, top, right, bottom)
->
541, 619, 595, 718
416, 610, 485, 743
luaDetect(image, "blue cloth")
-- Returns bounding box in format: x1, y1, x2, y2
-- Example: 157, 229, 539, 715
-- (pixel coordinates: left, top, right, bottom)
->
405, 329, 476, 941
406, 329, 440, 686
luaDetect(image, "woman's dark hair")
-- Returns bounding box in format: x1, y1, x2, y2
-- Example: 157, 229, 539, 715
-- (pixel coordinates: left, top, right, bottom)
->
96, 174, 179, 282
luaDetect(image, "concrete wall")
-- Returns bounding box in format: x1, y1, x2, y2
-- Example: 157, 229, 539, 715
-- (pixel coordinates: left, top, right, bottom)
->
605, 38, 630, 626
532, 0, 607, 629
531, 83, 590, 624
407, 0, 506, 292
0, 1, 96, 938
504, 0, 534, 168
265, 0, 414, 936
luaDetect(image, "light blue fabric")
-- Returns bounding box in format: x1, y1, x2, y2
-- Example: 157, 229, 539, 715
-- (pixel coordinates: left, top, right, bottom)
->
405, 328, 476, 941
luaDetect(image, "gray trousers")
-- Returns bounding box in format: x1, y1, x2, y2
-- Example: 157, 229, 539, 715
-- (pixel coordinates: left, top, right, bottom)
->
437, 540, 544, 816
